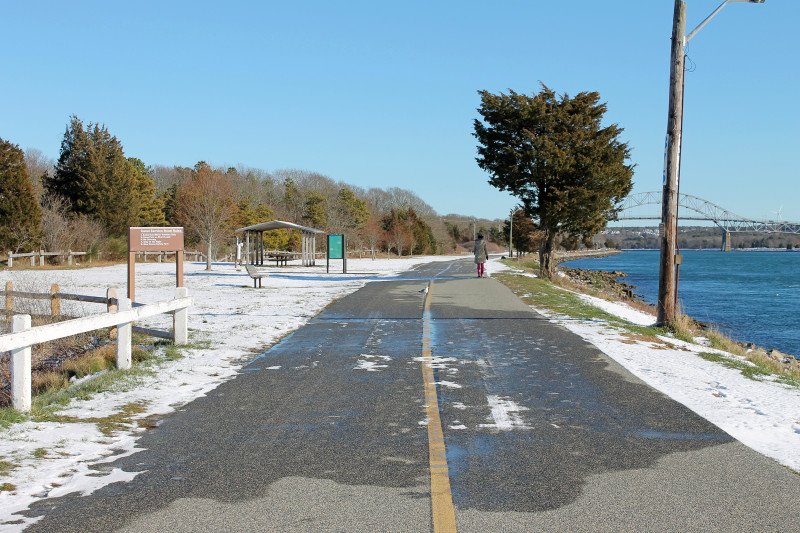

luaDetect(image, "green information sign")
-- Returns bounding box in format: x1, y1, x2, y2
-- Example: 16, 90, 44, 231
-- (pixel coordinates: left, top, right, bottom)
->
327, 234, 347, 273
328, 235, 343, 259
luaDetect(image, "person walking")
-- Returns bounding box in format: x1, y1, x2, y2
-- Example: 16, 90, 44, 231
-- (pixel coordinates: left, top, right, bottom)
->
474, 233, 489, 278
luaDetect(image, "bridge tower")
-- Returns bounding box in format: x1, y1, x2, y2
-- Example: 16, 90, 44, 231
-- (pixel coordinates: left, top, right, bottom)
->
721, 229, 732, 252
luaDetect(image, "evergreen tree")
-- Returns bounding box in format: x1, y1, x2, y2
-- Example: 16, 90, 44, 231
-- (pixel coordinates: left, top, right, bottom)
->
336, 187, 370, 230
303, 193, 327, 228
0, 138, 43, 252
160, 184, 179, 225
381, 207, 435, 256
283, 177, 304, 223
503, 209, 541, 255
474, 85, 633, 277
45, 115, 140, 236
406, 207, 436, 255
129, 157, 167, 227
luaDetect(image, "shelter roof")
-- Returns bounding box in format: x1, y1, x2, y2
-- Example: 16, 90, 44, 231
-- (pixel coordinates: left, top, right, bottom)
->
235, 220, 325, 234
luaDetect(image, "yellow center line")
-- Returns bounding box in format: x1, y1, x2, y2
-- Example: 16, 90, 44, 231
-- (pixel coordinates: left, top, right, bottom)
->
422, 281, 457, 533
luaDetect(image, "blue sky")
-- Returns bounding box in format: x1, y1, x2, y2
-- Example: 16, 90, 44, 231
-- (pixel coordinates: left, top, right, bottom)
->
2, 1, 797, 222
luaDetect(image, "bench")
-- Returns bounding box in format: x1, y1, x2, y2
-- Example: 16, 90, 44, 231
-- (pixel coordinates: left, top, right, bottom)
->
245, 264, 266, 288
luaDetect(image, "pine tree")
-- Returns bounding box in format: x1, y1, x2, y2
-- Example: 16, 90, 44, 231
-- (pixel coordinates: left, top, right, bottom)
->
129, 157, 167, 226
336, 187, 370, 230
303, 193, 327, 228
45, 115, 140, 236
160, 184, 179, 225
474, 85, 633, 278
0, 138, 43, 252
381, 207, 435, 256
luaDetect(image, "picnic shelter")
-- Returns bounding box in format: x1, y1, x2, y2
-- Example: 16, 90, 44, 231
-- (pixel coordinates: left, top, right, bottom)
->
235, 220, 325, 267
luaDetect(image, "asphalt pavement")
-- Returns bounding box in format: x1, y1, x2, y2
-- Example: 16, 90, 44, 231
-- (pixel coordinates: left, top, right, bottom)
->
18, 258, 800, 532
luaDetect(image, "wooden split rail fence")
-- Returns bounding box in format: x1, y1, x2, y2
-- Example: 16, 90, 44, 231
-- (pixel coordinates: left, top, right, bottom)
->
6, 250, 206, 267
0, 284, 193, 412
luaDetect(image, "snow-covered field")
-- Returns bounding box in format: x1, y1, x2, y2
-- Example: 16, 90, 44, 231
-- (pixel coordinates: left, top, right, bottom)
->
1, 256, 798, 529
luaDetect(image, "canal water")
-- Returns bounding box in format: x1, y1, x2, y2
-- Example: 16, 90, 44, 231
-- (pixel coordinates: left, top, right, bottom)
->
561, 250, 800, 357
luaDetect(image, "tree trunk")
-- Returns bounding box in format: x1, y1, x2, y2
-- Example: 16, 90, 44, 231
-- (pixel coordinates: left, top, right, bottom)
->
206, 237, 213, 271
539, 230, 557, 279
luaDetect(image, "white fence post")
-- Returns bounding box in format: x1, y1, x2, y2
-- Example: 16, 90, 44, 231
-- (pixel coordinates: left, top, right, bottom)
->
116, 297, 132, 370
11, 315, 32, 412
7, 252, 12, 268
174, 287, 189, 345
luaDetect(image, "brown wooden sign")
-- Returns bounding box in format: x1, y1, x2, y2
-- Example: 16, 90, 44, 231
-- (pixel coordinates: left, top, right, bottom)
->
128, 227, 185, 301
129, 227, 184, 252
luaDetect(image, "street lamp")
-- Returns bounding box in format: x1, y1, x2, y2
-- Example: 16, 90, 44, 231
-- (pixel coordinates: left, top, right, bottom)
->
657, 0, 765, 327
686, 0, 765, 44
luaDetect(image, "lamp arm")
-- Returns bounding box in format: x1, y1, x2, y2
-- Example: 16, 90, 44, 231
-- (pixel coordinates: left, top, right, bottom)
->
685, 0, 730, 44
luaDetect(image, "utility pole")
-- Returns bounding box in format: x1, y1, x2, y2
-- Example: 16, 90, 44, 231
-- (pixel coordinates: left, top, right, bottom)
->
657, 0, 686, 327
509, 208, 514, 258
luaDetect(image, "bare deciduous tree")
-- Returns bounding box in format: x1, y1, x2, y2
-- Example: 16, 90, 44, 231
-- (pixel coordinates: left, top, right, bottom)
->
23, 148, 54, 201
39, 193, 104, 258
174, 163, 237, 270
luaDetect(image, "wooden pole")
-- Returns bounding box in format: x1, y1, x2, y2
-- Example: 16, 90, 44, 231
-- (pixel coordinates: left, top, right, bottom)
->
657, 0, 686, 327
128, 251, 136, 302
107, 287, 118, 339
51, 284, 60, 318
177, 250, 184, 287
509, 209, 514, 259
5, 281, 13, 323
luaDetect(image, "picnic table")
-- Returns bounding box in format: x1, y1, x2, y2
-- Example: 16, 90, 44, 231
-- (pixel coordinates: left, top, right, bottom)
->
266, 252, 299, 266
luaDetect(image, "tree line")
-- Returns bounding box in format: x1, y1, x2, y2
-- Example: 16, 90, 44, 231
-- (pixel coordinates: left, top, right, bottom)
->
2, 116, 507, 264
6, 81, 636, 272
602, 226, 800, 250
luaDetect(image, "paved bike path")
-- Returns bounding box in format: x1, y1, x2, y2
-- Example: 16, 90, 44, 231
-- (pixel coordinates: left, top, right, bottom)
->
20, 259, 800, 532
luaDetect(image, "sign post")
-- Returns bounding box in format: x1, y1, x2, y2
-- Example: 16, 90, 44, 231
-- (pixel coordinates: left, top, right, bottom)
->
128, 227, 184, 302
327, 234, 346, 274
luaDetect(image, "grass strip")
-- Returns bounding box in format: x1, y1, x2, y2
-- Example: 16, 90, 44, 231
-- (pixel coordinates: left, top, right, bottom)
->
496, 259, 800, 388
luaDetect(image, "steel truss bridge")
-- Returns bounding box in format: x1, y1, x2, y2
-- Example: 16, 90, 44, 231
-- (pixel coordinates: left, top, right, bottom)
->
617, 192, 800, 250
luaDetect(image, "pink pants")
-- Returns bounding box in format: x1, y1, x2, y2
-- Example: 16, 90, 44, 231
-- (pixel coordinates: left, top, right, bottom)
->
477, 263, 485, 277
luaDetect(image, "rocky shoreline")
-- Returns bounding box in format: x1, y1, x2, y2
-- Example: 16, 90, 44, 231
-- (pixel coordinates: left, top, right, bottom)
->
553, 248, 622, 264
555, 260, 800, 373
559, 267, 643, 302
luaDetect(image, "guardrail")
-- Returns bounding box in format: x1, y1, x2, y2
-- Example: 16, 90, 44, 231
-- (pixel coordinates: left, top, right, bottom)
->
0, 288, 192, 412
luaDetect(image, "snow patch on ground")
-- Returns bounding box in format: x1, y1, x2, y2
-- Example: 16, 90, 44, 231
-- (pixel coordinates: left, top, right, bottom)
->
0, 256, 454, 528
1, 254, 798, 528
480, 395, 531, 430
532, 297, 800, 472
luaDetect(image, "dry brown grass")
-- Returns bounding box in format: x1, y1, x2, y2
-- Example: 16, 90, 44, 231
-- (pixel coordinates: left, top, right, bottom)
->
31, 345, 117, 395
1, 276, 119, 406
